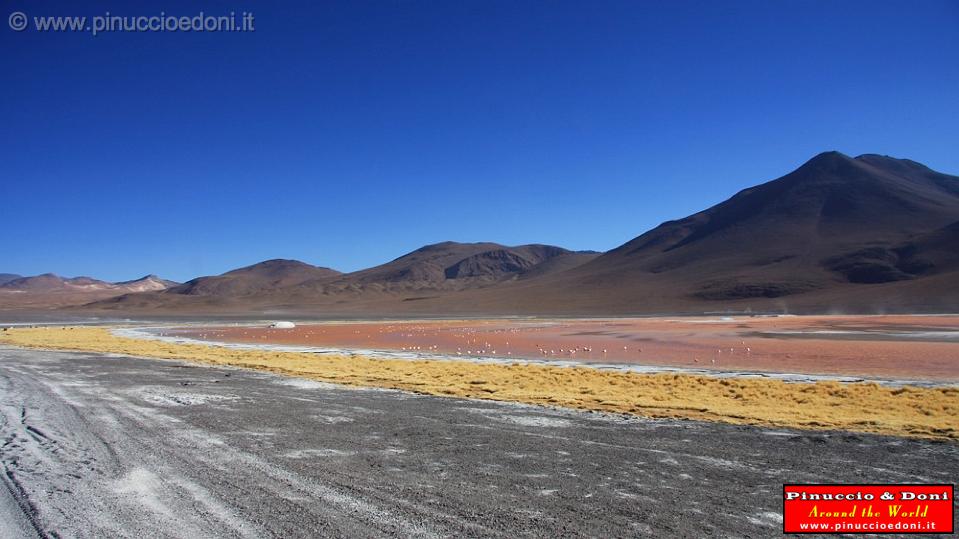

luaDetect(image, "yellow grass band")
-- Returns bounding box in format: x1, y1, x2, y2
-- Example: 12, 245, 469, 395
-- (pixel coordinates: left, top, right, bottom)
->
2, 326, 957, 440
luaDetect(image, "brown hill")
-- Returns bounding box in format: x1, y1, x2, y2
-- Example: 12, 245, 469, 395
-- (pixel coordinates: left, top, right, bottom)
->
168, 259, 341, 297
88, 243, 597, 311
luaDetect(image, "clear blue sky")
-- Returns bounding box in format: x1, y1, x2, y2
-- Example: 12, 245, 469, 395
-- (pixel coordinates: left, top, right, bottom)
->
2, 0, 957, 282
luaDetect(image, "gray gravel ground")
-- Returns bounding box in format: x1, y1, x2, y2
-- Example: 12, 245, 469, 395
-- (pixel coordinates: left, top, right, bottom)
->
1, 346, 956, 538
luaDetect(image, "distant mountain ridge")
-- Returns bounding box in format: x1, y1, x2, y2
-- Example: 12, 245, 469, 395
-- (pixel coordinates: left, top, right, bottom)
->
1, 273, 175, 292
6, 151, 959, 314
0, 273, 179, 309
89, 242, 598, 310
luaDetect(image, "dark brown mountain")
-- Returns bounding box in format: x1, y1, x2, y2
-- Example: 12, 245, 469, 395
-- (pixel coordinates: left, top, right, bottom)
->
462, 151, 959, 313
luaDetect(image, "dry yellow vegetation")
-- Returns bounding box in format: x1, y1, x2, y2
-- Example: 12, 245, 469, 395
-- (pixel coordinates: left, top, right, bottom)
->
2, 326, 957, 440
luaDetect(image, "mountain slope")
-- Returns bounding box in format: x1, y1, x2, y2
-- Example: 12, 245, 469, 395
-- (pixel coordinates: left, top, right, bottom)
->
823, 219, 959, 284
333, 242, 583, 287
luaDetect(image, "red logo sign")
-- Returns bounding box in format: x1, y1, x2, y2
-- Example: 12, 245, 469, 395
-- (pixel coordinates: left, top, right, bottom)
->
783, 484, 954, 534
